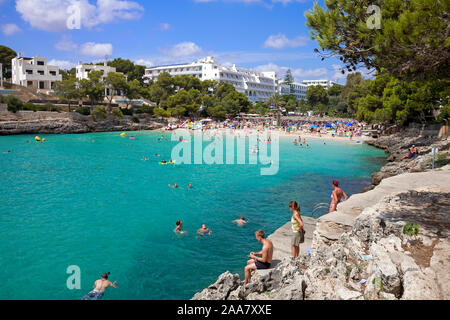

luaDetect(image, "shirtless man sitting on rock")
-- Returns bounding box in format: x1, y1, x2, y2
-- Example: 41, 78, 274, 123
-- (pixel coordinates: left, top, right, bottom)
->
244, 230, 273, 285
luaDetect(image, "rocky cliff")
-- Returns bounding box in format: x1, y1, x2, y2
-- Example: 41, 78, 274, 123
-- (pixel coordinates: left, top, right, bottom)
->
0, 111, 164, 135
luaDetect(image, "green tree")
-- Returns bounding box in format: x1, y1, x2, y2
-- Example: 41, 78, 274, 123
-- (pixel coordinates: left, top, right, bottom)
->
53, 78, 80, 112
104, 72, 128, 113
0, 45, 17, 79
306, 85, 329, 108
305, 0, 450, 80
79, 70, 105, 107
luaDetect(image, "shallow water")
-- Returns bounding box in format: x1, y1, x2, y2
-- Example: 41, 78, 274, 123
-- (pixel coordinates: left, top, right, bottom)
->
0, 131, 385, 300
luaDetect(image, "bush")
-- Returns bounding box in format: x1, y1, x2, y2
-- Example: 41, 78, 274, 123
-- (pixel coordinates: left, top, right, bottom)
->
112, 108, 124, 118
22, 102, 36, 111
6, 96, 23, 113
120, 108, 133, 116
76, 106, 91, 116
132, 117, 140, 123
91, 106, 107, 121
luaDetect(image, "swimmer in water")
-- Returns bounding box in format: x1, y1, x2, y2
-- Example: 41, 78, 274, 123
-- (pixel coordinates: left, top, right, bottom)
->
82, 272, 117, 300
174, 220, 185, 233
197, 224, 212, 236
188, 183, 193, 189
233, 217, 247, 226
161, 159, 167, 164
169, 183, 182, 189
294, 139, 298, 146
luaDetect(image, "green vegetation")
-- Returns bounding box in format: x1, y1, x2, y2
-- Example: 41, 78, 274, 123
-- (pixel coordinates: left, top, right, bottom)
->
0, 45, 17, 79
91, 106, 107, 121
75, 106, 91, 116
112, 108, 124, 118
403, 222, 420, 237
304, 0, 449, 125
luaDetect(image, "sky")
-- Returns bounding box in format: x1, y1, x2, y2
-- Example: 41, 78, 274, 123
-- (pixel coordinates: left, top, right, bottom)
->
0, 0, 359, 84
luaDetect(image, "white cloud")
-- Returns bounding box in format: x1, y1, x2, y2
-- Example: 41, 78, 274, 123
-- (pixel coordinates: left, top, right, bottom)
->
48, 59, 77, 70
134, 59, 153, 67
264, 33, 309, 49
15, 0, 144, 32
55, 35, 78, 51
159, 23, 171, 31
1, 23, 22, 36
79, 42, 113, 58
161, 42, 203, 58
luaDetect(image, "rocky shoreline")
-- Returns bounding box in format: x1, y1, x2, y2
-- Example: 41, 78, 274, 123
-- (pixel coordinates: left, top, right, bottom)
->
0, 110, 164, 135
193, 129, 450, 300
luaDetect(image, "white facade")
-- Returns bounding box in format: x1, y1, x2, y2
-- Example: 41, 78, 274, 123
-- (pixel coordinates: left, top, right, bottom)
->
278, 81, 307, 101
143, 56, 278, 103
76, 62, 118, 81
12, 54, 62, 90
301, 79, 337, 90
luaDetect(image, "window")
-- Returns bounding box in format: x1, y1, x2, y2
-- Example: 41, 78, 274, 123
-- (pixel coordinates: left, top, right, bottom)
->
37, 61, 45, 66
26, 70, 33, 75
50, 71, 56, 76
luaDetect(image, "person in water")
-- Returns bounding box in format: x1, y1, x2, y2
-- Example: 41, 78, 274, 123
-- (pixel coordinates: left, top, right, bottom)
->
82, 272, 117, 300
197, 224, 212, 236
174, 220, 184, 233
170, 183, 181, 189
244, 230, 273, 285
161, 159, 167, 164
188, 183, 193, 189
289, 201, 304, 259
329, 180, 348, 213
233, 216, 247, 226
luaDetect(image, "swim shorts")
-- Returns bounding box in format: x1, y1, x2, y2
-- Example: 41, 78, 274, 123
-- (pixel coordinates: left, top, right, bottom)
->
255, 260, 271, 270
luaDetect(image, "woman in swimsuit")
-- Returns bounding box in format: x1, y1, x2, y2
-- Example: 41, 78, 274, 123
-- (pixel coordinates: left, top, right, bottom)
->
289, 201, 304, 259
329, 180, 348, 213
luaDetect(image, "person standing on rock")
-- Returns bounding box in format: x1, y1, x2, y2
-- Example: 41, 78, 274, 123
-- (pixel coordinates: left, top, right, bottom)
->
289, 201, 305, 259
329, 180, 348, 213
244, 230, 273, 285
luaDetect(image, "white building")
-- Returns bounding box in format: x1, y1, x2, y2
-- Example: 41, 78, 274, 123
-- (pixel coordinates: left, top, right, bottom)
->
76, 62, 122, 81
301, 79, 337, 90
11, 54, 62, 90
143, 56, 278, 103
278, 81, 308, 101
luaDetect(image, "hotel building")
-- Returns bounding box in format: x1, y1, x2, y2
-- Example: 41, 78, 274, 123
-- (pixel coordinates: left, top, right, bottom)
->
301, 79, 337, 90
143, 56, 278, 103
11, 54, 62, 90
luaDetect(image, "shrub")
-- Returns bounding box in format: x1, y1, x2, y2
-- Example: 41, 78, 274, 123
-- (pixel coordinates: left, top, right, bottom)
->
6, 96, 23, 113
75, 106, 91, 116
120, 108, 133, 116
403, 222, 420, 237
112, 108, 124, 118
132, 117, 140, 123
91, 106, 107, 121
22, 102, 36, 111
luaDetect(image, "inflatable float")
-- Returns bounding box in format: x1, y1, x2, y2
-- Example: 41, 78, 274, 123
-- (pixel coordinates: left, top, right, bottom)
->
159, 161, 176, 165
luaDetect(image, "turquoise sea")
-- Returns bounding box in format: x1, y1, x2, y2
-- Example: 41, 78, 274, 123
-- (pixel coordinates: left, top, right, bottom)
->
0, 131, 385, 300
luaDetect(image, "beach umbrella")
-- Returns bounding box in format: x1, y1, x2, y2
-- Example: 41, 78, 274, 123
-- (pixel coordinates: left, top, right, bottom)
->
326, 124, 332, 128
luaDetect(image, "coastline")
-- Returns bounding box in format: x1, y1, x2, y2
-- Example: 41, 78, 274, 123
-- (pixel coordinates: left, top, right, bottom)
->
193, 129, 450, 300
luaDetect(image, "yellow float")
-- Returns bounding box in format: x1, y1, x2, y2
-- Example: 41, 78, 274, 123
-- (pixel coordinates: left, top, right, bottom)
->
35, 136, 41, 142
120, 133, 126, 137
